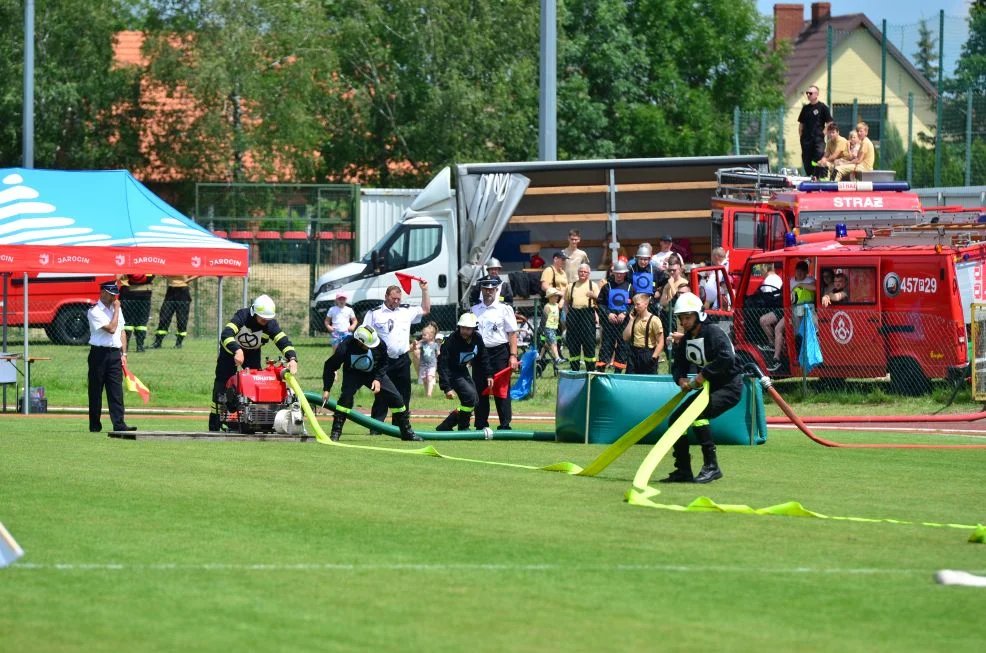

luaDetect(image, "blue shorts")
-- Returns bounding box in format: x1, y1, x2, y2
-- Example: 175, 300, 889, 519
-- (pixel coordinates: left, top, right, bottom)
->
544, 327, 558, 345
330, 332, 352, 347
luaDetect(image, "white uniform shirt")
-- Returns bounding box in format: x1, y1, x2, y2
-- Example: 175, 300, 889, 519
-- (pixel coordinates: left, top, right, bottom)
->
702, 275, 719, 310
651, 250, 674, 270
327, 305, 356, 333
362, 304, 424, 358
472, 300, 518, 348
88, 300, 125, 348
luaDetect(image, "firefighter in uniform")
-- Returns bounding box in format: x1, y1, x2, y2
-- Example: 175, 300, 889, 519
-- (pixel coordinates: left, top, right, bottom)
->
471, 274, 519, 430
664, 292, 744, 484
564, 263, 599, 371
321, 325, 420, 441
152, 275, 198, 349
594, 259, 633, 373
209, 294, 298, 431
118, 273, 154, 352
436, 313, 492, 431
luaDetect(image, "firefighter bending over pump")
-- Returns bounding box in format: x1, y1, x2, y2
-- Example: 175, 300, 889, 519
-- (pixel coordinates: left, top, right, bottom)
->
210, 294, 298, 431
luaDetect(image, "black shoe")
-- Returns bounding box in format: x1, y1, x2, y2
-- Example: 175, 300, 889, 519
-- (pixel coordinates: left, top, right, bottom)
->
765, 360, 782, 373
694, 464, 723, 484
151, 339, 163, 349
659, 468, 695, 483
498, 424, 512, 431
173, 341, 183, 349
401, 431, 423, 441
114, 425, 137, 432
330, 430, 342, 442
89, 426, 101, 433
136, 344, 145, 353
368, 429, 382, 436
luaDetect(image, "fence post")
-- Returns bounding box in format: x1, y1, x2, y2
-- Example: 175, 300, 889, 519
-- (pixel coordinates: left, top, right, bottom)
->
759, 109, 767, 155
967, 88, 974, 187
733, 106, 740, 154
934, 9, 944, 187
881, 19, 887, 167
851, 98, 858, 130
907, 92, 914, 186
827, 26, 833, 109
777, 108, 786, 168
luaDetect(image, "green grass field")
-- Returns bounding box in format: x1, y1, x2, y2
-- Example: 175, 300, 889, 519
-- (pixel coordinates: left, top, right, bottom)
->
2, 414, 985, 652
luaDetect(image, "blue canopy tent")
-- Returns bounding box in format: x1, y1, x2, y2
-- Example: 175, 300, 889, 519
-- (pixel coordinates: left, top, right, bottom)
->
0, 168, 249, 413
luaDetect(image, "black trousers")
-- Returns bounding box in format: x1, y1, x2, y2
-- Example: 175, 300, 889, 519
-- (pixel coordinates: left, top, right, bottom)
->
801, 139, 825, 177
627, 346, 658, 375
565, 308, 597, 369
121, 289, 152, 346
338, 372, 403, 411
156, 287, 191, 336
474, 343, 511, 429
371, 352, 412, 422
210, 348, 265, 429
448, 374, 480, 409
597, 320, 629, 370
668, 375, 744, 426
88, 346, 125, 430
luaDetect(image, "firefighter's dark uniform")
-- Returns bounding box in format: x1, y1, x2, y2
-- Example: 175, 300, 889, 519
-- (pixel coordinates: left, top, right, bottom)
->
595, 276, 633, 372
153, 276, 194, 349
322, 337, 416, 441
119, 274, 154, 352
209, 307, 297, 431
667, 321, 744, 483
435, 331, 491, 431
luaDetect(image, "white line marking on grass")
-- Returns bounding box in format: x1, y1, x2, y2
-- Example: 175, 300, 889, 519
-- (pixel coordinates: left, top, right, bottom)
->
9, 562, 983, 575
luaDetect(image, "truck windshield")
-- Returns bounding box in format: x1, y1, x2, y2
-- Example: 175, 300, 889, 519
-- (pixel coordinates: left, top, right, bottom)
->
359, 223, 403, 264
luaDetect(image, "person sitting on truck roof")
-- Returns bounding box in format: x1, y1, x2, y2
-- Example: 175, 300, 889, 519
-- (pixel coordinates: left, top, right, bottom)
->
834, 122, 875, 181
821, 272, 850, 307
817, 123, 849, 181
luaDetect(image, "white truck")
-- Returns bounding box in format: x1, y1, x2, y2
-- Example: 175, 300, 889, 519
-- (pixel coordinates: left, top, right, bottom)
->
311, 155, 769, 330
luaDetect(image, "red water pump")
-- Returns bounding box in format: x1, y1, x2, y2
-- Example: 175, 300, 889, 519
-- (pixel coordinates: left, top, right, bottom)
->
219, 359, 295, 434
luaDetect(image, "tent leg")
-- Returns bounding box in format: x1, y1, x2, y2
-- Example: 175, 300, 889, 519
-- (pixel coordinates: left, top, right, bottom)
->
23, 273, 28, 415
242, 276, 248, 309
216, 277, 224, 348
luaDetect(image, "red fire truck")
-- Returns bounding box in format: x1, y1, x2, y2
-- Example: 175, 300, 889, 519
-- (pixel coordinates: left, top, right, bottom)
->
694, 241, 975, 394
0, 273, 114, 345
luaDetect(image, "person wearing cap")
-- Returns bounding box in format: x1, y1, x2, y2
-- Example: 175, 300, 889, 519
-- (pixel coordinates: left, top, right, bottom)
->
362, 280, 431, 428
117, 273, 155, 352
151, 275, 198, 349
471, 274, 519, 430
210, 294, 299, 432
540, 250, 569, 300
469, 257, 514, 306
321, 324, 419, 441
664, 292, 744, 484
564, 263, 599, 372
538, 287, 565, 375
651, 235, 676, 272
87, 282, 136, 432
562, 229, 591, 282
436, 313, 492, 431
323, 293, 357, 349
594, 259, 633, 373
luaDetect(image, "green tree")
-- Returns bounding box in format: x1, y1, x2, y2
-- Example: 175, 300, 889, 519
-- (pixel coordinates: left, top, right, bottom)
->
0, 0, 144, 169
137, 0, 336, 182
951, 0, 986, 91
913, 19, 938, 86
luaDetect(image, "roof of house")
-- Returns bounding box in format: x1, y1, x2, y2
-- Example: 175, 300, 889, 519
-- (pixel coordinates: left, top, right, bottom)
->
783, 13, 938, 100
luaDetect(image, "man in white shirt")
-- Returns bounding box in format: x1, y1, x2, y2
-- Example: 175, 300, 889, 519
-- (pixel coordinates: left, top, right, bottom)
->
87, 281, 135, 433
650, 234, 676, 271
471, 274, 519, 430
362, 280, 431, 426
324, 293, 357, 348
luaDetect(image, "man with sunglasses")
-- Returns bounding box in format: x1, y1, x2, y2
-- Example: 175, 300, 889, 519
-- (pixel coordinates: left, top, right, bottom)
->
798, 85, 832, 179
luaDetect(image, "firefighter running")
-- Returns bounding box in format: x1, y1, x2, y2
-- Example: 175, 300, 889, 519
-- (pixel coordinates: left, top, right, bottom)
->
321, 325, 420, 442
209, 294, 298, 432
664, 293, 744, 484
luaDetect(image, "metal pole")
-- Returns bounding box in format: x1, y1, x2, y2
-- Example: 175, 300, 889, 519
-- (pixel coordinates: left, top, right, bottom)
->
2, 273, 7, 411
22, 0, 34, 168
907, 92, 914, 185
934, 9, 944, 187
777, 109, 785, 169
967, 88, 974, 187
851, 98, 858, 130
216, 277, 224, 347
22, 273, 28, 415
827, 26, 833, 109
538, 0, 557, 161
733, 106, 741, 154
242, 275, 248, 309
759, 109, 767, 155
881, 20, 887, 158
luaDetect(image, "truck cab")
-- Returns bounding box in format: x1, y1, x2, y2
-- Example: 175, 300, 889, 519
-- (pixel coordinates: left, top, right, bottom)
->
1, 273, 115, 345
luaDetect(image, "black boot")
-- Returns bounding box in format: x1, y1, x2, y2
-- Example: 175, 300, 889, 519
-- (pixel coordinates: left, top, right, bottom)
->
659, 439, 694, 483
435, 410, 458, 431
152, 333, 165, 349
694, 443, 723, 484
174, 334, 185, 349
135, 330, 146, 353
395, 410, 421, 441
330, 413, 346, 442
208, 412, 222, 432
456, 409, 472, 431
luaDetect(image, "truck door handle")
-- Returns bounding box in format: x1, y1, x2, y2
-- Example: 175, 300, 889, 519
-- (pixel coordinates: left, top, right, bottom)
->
438, 274, 447, 288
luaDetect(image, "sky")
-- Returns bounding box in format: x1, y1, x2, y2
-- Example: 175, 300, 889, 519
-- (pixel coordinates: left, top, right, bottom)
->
756, 1, 973, 75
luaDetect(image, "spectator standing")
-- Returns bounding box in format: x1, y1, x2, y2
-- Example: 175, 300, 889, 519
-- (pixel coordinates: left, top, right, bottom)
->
540, 251, 569, 300
798, 85, 833, 178
413, 322, 440, 397
322, 325, 419, 442
435, 313, 492, 432
564, 263, 599, 371
472, 275, 519, 430
152, 275, 197, 349
562, 229, 591, 282
540, 287, 565, 373
362, 281, 430, 427
469, 257, 514, 305
622, 293, 664, 375
663, 293, 744, 485
87, 281, 135, 433
651, 235, 676, 271
209, 294, 298, 431
594, 259, 633, 373
118, 273, 154, 353
324, 293, 357, 348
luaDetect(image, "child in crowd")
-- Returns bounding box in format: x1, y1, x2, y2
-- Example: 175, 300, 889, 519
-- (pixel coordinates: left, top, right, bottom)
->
413, 321, 440, 397
542, 287, 564, 365
324, 293, 357, 348
623, 292, 665, 374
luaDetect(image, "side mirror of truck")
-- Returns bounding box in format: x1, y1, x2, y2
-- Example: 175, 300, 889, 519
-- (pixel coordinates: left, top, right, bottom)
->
371, 250, 381, 272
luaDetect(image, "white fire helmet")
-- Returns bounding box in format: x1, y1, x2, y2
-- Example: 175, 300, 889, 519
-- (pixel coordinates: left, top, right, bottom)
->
354, 325, 382, 348
457, 313, 479, 328
673, 292, 706, 322
251, 294, 276, 319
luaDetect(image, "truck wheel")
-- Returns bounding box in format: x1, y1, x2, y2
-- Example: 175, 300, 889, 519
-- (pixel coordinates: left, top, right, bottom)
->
889, 357, 931, 396
47, 305, 91, 345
